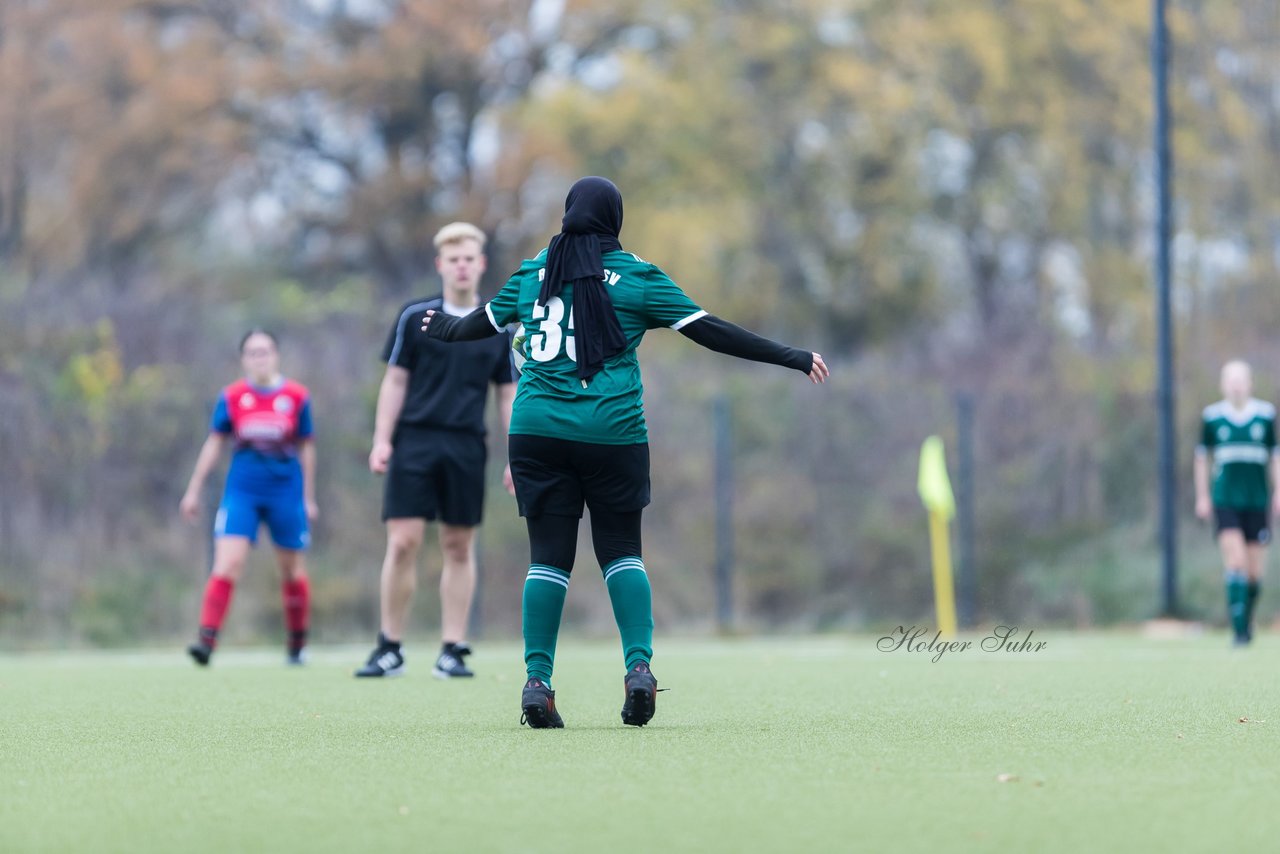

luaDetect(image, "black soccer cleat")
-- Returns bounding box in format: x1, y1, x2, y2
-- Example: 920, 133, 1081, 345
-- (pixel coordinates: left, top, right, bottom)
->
187, 642, 213, 667
520, 678, 564, 729
621, 661, 658, 727
286, 630, 307, 666
355, 643, 405, 677
433, 643, 474, 679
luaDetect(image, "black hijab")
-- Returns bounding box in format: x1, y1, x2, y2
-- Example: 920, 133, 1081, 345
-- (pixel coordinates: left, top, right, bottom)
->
540, 176, 629, 382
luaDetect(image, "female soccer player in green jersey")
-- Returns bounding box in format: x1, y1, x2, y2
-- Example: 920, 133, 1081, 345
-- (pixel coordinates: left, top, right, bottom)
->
423, 177, 829, 727
1194, 360, 1280, 645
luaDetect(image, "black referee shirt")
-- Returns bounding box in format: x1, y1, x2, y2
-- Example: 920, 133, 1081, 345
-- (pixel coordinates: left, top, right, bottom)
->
382, 295, 515, 437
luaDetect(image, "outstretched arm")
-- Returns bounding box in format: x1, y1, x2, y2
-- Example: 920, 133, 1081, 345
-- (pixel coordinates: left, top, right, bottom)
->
679, 314, 829, 384
421, 306, 501, 341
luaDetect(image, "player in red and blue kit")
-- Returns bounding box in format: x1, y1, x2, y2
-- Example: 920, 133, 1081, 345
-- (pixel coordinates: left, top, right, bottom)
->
180, 329, 318, 666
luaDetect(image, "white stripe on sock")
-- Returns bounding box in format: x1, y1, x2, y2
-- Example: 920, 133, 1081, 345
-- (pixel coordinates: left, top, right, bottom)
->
529, 564, 570, 576
603, 560, 646, 584
526, 570, 569, 589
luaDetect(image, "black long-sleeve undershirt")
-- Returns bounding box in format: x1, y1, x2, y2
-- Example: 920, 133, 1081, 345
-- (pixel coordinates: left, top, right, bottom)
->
424, 307, 500, 342
679, 315, 813, 374
426, 306, 812, 374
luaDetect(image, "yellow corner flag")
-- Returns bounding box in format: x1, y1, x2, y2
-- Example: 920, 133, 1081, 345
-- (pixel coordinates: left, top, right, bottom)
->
918, 436, 958, 637
918, 436, 956, 519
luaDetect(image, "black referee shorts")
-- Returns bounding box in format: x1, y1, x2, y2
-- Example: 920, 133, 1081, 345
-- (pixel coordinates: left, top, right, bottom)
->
383, 426, 487, 526
508, 434, 650, 519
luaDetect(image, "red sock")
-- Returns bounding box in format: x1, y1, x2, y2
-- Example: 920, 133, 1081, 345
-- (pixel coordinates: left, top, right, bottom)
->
282, 575, 310, 650
198, 576, 235, 647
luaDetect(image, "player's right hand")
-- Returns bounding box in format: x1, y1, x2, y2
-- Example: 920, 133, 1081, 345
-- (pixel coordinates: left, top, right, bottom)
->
808, 353, 830, 384
179, 493, 200, 522
369, 440, 393, 474
1194, 495, 1211, 522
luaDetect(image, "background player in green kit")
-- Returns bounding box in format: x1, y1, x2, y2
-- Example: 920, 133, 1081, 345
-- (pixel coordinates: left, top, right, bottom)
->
422, 176, 829, 728
1194, 360, 1280, 645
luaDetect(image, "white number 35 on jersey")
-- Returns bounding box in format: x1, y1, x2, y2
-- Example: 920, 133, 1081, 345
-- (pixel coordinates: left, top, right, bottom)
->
514, 297, 576, 373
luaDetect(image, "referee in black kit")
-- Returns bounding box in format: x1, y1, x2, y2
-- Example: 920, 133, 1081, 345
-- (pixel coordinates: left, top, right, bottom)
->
356, 222, 516, 679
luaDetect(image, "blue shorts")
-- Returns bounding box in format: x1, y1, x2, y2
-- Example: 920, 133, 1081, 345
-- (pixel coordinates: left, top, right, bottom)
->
215, 486, 310, 550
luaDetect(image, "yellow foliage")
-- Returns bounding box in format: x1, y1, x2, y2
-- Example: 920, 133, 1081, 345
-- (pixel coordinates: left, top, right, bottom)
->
68, 320, 124, 406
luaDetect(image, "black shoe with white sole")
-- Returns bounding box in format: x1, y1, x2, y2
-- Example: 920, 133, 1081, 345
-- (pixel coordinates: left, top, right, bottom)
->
433, 643, 474, 679
355, 638, 405, 678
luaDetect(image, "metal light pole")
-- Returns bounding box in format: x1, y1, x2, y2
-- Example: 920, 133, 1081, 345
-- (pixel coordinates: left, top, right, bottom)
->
1153, 0, 1178, 616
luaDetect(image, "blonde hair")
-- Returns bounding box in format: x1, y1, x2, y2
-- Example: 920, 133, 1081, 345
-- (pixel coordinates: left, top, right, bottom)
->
433, 222, 487, 251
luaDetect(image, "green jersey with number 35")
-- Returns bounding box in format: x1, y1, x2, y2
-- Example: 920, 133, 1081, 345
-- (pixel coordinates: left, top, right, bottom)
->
482, 248, 705, 444
1199, 398, 1277, 510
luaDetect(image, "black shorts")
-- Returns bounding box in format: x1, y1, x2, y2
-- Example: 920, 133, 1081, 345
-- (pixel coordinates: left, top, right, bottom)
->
383, 427, 487, 526
508, 434, 650, 518
1214, 507, 1271, 544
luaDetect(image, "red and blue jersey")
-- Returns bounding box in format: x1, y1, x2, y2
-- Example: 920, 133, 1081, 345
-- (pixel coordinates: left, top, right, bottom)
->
211, 378, 314, 491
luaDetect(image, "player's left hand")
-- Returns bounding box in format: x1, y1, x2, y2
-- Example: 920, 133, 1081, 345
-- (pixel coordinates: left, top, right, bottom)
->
306, 499, 320, 522
420, 309, 436, 332
503, 464, 516, 497
808, 353, 830, 384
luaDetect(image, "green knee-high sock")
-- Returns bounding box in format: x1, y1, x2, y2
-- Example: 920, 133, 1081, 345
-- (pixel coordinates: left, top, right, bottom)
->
523, 565, 570, 686
1246, 580, 1262, 635
1226, 570, 1249, 639
602, 557, 653, 671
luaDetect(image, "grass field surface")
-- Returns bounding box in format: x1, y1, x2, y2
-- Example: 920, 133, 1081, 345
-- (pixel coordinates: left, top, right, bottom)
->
3, 633, 1278, 853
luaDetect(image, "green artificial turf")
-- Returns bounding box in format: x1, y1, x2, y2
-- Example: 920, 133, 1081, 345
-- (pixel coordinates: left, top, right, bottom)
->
2, 633, 1278, 853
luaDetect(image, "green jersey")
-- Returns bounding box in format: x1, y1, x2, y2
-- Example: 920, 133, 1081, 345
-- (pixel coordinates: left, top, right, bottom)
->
483, 249, 705, 444
1199, 398, 1277, 510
